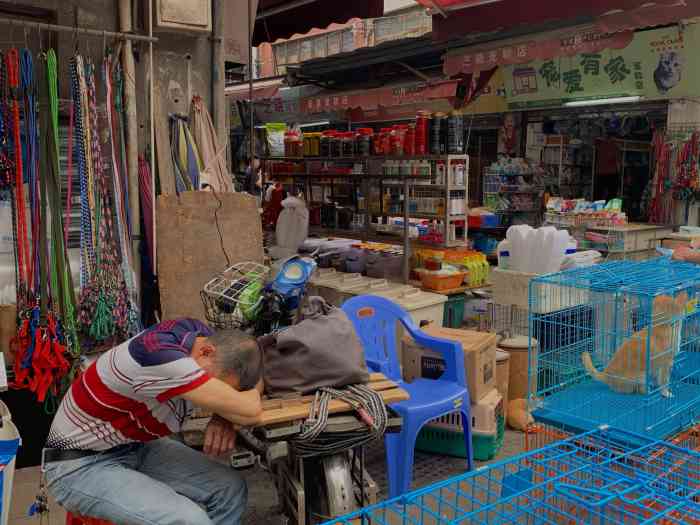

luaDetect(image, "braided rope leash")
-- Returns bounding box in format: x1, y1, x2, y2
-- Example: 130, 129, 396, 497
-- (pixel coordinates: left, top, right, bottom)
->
70, 55, 94, 286
294, 384, 389, 458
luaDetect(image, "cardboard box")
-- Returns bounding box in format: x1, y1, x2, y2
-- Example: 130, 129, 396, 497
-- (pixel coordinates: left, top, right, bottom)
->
402, 325, 497, 403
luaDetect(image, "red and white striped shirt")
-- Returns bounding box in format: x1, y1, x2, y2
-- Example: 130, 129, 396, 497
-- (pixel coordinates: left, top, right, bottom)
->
47, 319, 213, 451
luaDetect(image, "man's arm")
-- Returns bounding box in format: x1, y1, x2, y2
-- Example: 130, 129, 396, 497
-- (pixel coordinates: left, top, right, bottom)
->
181, 378, 263, 426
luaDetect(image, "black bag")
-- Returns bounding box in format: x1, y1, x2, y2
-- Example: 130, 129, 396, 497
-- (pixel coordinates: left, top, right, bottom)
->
259, 297, 369, 396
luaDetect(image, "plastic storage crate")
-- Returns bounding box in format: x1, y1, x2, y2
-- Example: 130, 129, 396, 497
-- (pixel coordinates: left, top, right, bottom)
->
324, 426, 700, 525
529, 258, 700, 441
442, 294, 466, 328
416, 389, 504, 461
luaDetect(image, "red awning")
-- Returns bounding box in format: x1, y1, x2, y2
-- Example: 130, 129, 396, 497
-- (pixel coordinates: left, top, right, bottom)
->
595, 1, 700, 34
225, 79, 284, 101
301, 80, 459, 114
253, 0, 383, 46
442, 0, 700, 77
424, 0, 683, 42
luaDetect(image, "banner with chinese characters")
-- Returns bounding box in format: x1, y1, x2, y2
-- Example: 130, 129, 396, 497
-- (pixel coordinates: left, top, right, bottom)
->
300, 80, 459, 114
502, 24, 699, 110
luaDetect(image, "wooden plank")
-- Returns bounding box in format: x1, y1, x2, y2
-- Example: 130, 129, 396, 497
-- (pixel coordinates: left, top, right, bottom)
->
257, 387, 409, 426
261, 377, 400, 411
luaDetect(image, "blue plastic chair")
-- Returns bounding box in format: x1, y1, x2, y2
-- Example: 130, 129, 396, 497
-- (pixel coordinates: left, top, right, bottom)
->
342, 295, 473, 498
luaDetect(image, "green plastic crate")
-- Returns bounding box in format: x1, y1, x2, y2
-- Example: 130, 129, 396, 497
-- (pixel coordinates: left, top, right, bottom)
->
416, 415, 506, 461
442, 294, 466, 328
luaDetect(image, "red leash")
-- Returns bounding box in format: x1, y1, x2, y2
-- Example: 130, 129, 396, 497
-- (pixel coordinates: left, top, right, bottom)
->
7, 49, 30, 303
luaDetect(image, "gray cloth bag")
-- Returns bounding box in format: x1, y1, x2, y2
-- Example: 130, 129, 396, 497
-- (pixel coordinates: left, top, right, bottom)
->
260, 297, 369, 397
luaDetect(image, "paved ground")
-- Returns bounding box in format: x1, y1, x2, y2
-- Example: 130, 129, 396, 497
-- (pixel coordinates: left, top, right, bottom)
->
9, 430, 524, 524
241, 429, 525, 524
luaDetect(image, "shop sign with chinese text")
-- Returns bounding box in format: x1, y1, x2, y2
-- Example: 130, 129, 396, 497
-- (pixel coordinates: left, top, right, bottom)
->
502, 25, 698, 109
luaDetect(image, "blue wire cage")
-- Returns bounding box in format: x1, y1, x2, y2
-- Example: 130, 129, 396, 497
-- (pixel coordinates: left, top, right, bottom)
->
528, 258, 700, 440
323, 426, 700, 525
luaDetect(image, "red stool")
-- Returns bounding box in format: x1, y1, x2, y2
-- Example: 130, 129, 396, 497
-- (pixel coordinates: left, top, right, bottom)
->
66, 512, 115, 525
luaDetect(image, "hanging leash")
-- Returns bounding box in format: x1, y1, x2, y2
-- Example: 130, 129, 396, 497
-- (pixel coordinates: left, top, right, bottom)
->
6, 49, 30, 310
71, 54, 95, 286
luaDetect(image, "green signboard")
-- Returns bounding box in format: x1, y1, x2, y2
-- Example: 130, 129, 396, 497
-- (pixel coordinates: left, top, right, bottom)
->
503, 25, 698, 109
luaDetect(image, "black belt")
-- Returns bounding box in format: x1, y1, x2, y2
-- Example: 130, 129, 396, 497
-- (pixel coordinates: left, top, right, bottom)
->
43, 448, 102, 464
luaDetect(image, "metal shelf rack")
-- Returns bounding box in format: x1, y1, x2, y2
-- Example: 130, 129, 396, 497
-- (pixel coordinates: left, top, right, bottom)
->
262, 155, 470, 281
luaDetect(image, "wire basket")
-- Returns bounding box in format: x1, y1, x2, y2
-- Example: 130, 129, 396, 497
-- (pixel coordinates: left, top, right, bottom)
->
324, 426, 700, 525
200, 262, 270, 329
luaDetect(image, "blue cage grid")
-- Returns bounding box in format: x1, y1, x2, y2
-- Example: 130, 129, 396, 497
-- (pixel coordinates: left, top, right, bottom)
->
528, 258, 700, 440
323, 427, 700, 525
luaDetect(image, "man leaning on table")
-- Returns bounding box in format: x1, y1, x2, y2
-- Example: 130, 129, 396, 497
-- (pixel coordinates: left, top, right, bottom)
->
43, 318, 263, 525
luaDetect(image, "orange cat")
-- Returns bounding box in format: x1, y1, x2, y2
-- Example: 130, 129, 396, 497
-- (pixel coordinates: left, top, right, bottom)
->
581, 292, 687, 397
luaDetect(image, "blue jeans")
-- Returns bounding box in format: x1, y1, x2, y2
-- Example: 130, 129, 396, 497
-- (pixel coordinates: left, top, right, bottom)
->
45, 438, 247, 525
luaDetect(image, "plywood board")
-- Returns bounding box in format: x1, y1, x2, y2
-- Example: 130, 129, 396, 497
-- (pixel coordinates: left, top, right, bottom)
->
258, 374, 409, 426
157, 191, 263, 320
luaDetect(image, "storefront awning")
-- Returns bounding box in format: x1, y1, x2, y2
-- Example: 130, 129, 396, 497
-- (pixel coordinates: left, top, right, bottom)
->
300, 80, 460, 114
443, 0, 700, 77
419, 0, 691, 42
225, 79, 284, 101
253, 0, 383, 46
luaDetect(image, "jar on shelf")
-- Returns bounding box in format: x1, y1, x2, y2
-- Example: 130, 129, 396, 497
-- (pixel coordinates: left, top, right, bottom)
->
390, 127, 404, 156
431, 112, 447, 155
341, 132, 355, 157
330, 132, 343, 157
320, 131, 334, 157
356, 128, 373, 157
452, 158, 466, 186
448, 111, 464, 154
415, 110, 430, 155
284, 131, 300, 157
380, 128, 392, 155
404, 124, 416, 156
373, 129, 385, 155
307, 132, 321, 157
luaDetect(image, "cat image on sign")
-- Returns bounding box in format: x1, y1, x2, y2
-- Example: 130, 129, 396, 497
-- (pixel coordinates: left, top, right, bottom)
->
582, 292, 687, 397
654, 51, 683, 94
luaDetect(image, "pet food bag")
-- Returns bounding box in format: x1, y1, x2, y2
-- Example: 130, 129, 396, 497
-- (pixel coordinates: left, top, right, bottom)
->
265, 123, 287, 157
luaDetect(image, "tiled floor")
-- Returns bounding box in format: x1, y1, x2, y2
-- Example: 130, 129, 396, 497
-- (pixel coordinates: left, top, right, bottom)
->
9, 466, 65, 525
8, 430, 525, 524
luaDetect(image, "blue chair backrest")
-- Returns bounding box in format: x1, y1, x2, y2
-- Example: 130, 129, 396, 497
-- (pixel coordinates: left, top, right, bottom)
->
343, 294, 467, 388
342, 295, 419, 382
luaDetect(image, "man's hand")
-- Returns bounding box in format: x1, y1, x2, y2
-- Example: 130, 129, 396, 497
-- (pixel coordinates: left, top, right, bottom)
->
204, 416, 237, 457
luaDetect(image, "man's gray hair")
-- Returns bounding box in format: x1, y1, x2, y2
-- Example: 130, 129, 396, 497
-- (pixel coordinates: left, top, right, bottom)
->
207, 329, 262, 390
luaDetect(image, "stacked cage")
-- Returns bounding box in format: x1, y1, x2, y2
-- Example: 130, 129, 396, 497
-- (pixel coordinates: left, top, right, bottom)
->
528, 258, 700, 440
325, 427, 700, 525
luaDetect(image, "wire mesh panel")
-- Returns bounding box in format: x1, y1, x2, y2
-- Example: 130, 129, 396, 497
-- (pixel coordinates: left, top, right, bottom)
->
324, 427, 700, 525
479, 302, 529, 337
529, 258, 700, 439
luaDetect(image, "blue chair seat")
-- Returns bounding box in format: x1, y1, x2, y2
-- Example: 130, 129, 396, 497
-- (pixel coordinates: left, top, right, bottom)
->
392, 379, 466, 412
343, 295, 473, 498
